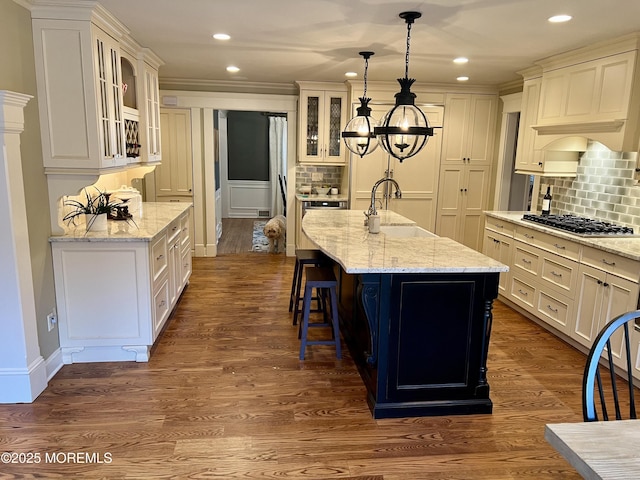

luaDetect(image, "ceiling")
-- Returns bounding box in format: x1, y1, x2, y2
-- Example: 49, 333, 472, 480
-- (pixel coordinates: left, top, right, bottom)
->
96, 0, 640, 91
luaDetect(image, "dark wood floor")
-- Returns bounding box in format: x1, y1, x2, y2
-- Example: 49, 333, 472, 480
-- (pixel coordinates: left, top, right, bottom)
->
217, 218, 258, 255
0, 252, 588, 479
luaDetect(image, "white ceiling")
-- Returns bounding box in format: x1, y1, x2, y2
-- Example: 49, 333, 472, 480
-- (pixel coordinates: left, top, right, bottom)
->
97, 0, 640, 90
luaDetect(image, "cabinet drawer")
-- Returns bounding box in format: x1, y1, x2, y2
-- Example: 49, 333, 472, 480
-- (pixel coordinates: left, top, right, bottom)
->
581, 246, 640, 283
516, 225, 580, 260
485, 217, 515, 237
510, 275, 536, 308
540, 254, 578, 297
536, 288, 573, 334
513, 244, 539, 276
151, 233, 168, 285
167, 218, 181, 243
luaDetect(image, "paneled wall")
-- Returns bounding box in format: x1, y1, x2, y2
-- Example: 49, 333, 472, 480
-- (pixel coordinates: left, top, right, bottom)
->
540, 141, 640, 228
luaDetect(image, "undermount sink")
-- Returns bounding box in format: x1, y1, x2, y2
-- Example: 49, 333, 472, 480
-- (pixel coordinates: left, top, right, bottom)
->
379, 225, 437, 238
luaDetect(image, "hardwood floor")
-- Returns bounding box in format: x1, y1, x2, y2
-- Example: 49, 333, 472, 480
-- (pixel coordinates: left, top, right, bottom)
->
217, 218, 263, 255
0, 253, 589, 479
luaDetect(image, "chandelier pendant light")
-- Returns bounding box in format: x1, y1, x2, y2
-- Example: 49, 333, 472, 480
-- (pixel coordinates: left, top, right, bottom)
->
342, 51, 378, 158
375, 11, 436, 162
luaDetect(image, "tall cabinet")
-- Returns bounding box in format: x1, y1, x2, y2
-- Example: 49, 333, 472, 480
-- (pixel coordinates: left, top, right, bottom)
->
436, 94, 497, 251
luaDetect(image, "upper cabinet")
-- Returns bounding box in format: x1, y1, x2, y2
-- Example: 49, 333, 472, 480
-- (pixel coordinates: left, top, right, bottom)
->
440, 93, 497, 166
296, 82, 348, 164
31, 2, 163, 174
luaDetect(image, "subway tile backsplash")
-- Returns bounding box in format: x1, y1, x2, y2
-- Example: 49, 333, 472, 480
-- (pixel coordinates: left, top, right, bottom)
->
539, 141, 640, 229
295, 165, 343, 188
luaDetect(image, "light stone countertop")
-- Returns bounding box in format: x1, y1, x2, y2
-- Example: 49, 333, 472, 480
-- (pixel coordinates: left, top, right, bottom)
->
302, 209, 509, 274
295, 193, 349, 202
49, 202, 192, 242
485, 211, 640, 262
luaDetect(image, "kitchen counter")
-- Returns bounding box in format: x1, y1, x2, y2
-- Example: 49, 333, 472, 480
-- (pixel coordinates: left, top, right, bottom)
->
50, 202, 192, 242
303, 209, 505, 418
302, 209, 508, 274
485, 211, 640, 261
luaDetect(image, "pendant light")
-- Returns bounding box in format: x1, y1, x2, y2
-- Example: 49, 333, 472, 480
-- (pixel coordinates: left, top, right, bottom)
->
375, 11, 436, 162
342, 51, 378, 157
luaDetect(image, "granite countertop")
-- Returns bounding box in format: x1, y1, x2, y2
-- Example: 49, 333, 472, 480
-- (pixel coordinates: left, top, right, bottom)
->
485, 211, 640, 262
302, 210, 509, 274
49, 202, 192, 242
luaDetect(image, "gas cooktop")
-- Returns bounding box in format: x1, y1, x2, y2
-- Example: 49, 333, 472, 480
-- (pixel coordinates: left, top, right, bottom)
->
522, 214, 635, 237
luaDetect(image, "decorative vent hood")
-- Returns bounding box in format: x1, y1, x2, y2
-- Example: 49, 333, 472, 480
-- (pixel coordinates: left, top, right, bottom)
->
532, 33, 640, 153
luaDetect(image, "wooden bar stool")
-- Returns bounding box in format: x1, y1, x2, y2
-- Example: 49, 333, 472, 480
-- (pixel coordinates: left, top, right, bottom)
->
299, 267, 341, 360
289, 249, 325, 325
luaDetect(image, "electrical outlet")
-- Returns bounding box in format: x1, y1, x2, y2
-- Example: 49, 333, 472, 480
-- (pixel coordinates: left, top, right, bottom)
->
47, 309, 57, 332
311, 172, 323, 181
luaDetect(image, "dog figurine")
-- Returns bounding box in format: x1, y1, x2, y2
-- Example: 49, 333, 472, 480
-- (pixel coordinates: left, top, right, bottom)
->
263, 214, 286, 253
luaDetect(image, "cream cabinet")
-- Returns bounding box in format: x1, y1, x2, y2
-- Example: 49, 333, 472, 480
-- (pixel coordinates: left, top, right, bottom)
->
349, 105, 443, 231
155, 108, 193, 198
51, 207, 192, 363
440, 94, 497, 166
537, 51, 637, 129
485, 215, 640, 366
296, 82, 348, 164
296, 200, 316, 250
514, 73, 544, 174
141, 61, 162, 163
482, 217, 514, 295
435, 164, 491, 251
32, 14, 128, 171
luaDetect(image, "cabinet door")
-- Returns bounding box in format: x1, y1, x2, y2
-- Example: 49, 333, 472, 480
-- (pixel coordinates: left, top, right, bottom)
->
515, 77, 543, 173
299, 90, 347, 163
574, 264, 605, 348
144, 65, 162, 163
94, 28, 126, 167
435, 166, 464, 241
156, 108, 193, 197
459, 166, 491, 250
483, 230, 512, 295
441, 94, 496, 165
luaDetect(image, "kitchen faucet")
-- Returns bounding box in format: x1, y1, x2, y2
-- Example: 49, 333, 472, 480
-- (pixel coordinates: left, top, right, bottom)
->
367, 177, 402, 218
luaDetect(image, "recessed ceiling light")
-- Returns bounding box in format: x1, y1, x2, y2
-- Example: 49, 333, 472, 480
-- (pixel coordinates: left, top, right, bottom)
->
548, 14, 572, 23
457, 76, 469, 82
453, 57, 469, 64
226, 66, 240, 73
345, 71, 357, 78
213, 33, 231, 40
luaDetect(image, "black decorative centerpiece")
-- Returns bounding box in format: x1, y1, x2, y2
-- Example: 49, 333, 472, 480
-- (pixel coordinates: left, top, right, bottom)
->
62, 187, 135, 232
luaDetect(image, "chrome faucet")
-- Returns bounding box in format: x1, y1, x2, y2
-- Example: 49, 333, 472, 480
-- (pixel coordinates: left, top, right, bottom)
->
367, 177, 402, 217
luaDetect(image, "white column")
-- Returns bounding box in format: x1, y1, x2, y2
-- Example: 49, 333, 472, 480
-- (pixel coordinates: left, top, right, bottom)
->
0, 90, 47, 403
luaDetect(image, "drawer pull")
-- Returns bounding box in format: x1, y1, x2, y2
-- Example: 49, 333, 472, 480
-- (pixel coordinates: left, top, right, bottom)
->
158, 300, 166, 308
496, 224, 504, 229
522, 258, 531, 264
554, 243, 566, 250
156, 254, 164, 261
524, 233, 534, 239
546, 304, 558, 313
550, 271, 563, 277
518, 289, 529, 296
602, 259, 616, 266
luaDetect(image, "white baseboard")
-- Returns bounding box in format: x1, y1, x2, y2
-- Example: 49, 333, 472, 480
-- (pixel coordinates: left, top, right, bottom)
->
0, 356, 48, 404
45, 348, 64, 381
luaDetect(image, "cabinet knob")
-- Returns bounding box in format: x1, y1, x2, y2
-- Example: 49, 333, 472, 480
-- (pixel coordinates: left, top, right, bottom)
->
538, 162, 543, 166
603, 282, 609, 287
597, 279, 603, 285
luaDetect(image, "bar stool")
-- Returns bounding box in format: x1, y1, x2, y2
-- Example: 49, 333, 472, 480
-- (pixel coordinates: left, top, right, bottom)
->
299, 267, 341, 360
289, 249, 325, 325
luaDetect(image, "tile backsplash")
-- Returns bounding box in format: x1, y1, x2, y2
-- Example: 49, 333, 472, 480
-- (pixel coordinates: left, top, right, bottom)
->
295, 165, 343, 188
539, 141, 640, 229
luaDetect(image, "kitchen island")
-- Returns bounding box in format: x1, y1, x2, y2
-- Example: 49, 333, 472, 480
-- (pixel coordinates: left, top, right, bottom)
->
49, 203, 192, 363
303, 210, 508, 418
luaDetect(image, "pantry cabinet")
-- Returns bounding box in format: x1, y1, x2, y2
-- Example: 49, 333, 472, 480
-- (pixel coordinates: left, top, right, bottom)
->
514, 72, 544, 174
435, 164, 491, 251
296, 82, 348, 164
155, 108, 193, 198
440, 94, 497, 166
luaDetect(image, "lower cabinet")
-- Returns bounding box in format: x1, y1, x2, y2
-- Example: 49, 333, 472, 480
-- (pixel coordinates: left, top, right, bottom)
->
52, 209, 192, 363
484, 216, 640, 380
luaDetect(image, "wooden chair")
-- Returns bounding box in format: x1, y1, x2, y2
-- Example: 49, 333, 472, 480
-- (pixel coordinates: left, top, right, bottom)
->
582, 310, 640, 422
